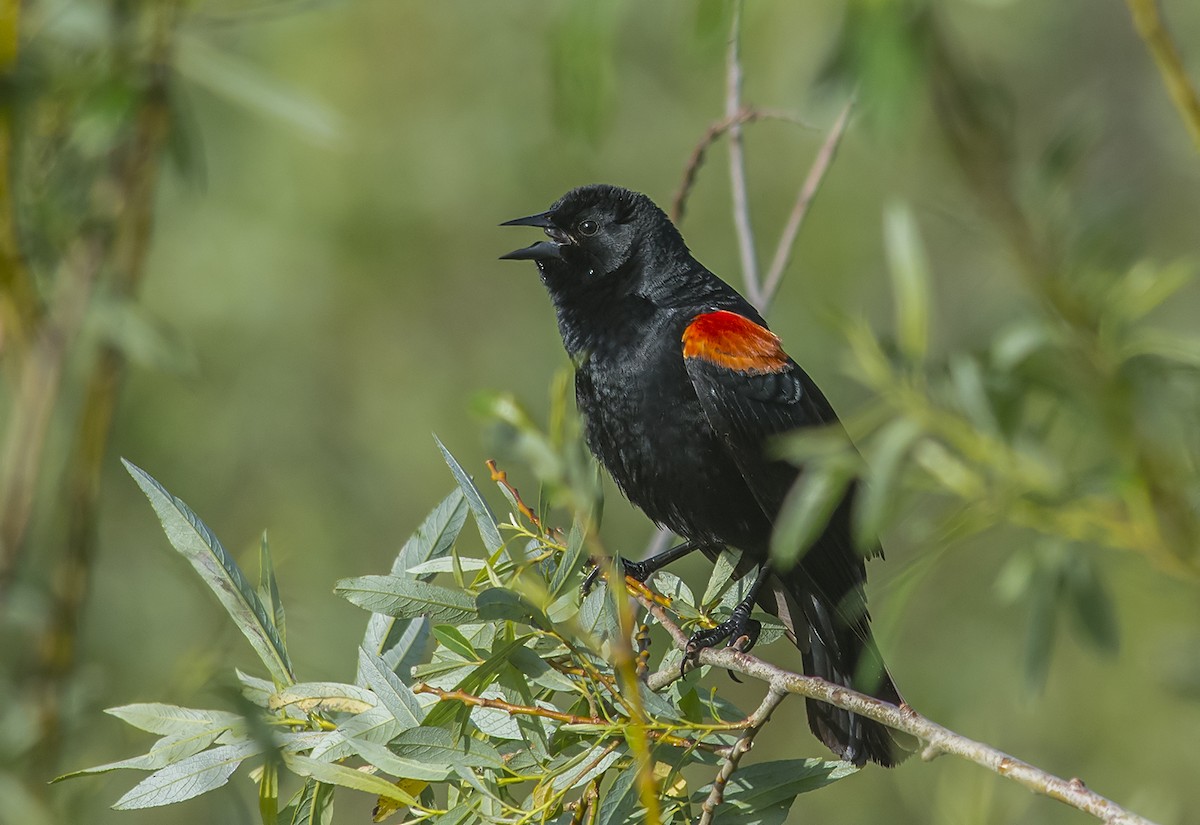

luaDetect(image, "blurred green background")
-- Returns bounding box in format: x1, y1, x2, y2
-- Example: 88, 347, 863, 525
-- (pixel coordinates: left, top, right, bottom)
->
3, 0, 1200, 823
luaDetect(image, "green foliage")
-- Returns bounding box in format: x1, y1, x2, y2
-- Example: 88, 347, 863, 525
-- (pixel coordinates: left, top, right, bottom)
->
61, 446, 852, 823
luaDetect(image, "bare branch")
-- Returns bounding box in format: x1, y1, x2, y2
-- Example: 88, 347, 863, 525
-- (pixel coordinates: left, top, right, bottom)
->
698, 685, 787, 825
671, 108, 813, 226
635, 594, 1160, 825
724, 0, 761, 304
759, 97, 855, 309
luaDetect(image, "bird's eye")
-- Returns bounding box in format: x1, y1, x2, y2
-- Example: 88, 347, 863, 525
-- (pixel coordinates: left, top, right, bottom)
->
578, 219, 599, 237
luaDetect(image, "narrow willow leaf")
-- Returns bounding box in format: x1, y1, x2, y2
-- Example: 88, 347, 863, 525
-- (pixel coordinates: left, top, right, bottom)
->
270, 682, 377, 715
112, 740, 263, 810
854, 417, 923, 548
356, 648, 426, 729
698, 758, 857, 821
54, 728, 225, 781
388, 726, 506, 771
177, 34, 344, 147
237, 670, 276, 707
284, 754, 418, 806
360, 489, 468, 683
432, 626, 480, 662
1065, 554, 1119, 654
701, 549, 739, 607
550, 744, 624, 793
435, 436, 504, 553
122, 460, 294, 686
406, 558, 487, 575
770, 463, 854, 567
883, 201, 931, 361
475, 587, 551, 630
596, 766, 639, 825
337, 576, 478, 624
286, 779, 334, 825
259, 532, 286, 647
351, 739, 456, 783
649, 571, 694, 609
105, 704, 240, 736
549, 518, 589, 598
509, 647, 576, 693
260, 759, 279, 825
309, 706, 398, 762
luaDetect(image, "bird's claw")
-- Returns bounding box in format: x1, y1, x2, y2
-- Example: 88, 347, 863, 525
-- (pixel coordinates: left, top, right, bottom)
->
580, 556, 651, 595
680, 606, 762, 678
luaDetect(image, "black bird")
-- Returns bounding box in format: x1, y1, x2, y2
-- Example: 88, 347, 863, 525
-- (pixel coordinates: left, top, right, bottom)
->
501, 184, 908, 767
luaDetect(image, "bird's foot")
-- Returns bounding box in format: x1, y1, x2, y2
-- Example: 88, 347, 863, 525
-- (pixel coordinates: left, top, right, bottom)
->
580, 557, 653, 595
682, 602, 762, 676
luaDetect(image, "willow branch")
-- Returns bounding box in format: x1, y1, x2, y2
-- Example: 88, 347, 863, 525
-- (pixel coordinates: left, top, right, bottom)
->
698, 685, 786, 825
724, 0, 760, 304
759, 97, 855, 309
1125, 0, 1200, 153
636, 595, 1159, 825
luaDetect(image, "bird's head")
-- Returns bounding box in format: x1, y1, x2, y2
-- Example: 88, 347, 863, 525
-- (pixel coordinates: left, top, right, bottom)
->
500, 184, 679, 282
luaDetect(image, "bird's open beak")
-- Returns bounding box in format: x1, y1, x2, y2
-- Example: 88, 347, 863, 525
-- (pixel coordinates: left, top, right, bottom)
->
500, 211, 567, 262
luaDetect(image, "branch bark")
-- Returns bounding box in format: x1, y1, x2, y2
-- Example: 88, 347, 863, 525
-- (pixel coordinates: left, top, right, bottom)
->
637, 594, 1160, 825
723, 0, 761, 305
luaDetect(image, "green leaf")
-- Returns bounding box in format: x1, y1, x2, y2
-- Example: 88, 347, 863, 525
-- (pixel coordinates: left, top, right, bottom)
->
435, 436, 504, 553
407, 558, 487, 576
855, 417, 923, 548
176, 34, 344, 147
337, 576, 478, 624
1065, 555, 1119, 655
284, 755, 418, 806
260, 759, 279, 825
509, 647, 577, 693
122, 460, 294, 686
112, 741, 263, 810
697, 758, 857, 823
883, 201, 931, 361
356, 648, 426, 729
596, 765, 639, 825
701, 549, 739, 607
388, 726, 507, 772
269, 682, 377, 715
104, 703, 240, 736
54, 728, 225, 781
770, 462, 855, 567
361, 489, 468, 683
549, 518, 589, 598
432, 626, 481, 662
285, 780, 334, 825
309, 706, 399, 762
475, 587, 551, 630
350, 739, 456, 783
550, 744, 624, 793
258, 532, 287, 648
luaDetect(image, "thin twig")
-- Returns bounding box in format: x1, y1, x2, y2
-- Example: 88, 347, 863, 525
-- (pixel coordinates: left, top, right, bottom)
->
698, 685, 786, 825
758, 97, 855, 310
671, 108, 812, 225
1124, 0, 1200, 153
724, 0, 761, 304
635, 594, 1160, 825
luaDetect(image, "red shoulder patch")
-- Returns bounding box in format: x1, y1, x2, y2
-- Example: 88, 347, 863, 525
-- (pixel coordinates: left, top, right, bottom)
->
682, 311, 789, 374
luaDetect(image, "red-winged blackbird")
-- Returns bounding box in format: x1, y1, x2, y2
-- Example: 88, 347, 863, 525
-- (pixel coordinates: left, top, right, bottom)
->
501, 184, 909, 767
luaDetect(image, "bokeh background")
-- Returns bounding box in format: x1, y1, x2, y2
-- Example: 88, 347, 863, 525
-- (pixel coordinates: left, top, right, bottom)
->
2, 1, 1200, 823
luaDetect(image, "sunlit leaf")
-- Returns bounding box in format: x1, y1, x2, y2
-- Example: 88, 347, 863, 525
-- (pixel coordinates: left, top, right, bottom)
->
284, 754, 418, 806
337, 576, 478, 625
883, 201, 931, 362
122, 460, 294, 686
435, 437, 504, 553
112, 741, 263, 810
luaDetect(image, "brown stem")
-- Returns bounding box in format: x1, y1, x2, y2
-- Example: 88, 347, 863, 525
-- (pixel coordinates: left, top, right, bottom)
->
759, 97, 855, 310
698, 686, 786, 825
636, 594, 1159, 825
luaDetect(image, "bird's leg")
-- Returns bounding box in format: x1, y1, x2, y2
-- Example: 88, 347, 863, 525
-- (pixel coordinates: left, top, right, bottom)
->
580, 540, 701, 594
683, 565, 769, 669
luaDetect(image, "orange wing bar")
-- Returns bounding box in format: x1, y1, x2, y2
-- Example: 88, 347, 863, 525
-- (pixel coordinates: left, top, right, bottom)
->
682, 311, 789, 374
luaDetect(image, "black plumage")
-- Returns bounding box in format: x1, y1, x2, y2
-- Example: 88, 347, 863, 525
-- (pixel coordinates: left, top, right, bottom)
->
501, 184, 908, 767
